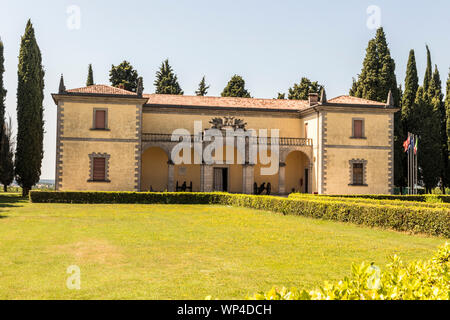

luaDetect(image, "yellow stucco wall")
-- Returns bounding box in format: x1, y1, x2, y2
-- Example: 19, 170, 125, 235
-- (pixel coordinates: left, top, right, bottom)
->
141, 147, 168, 191
63, 100, 139, 139
61, 140, 137, 191
55, 95, 394, 195
324, 148, 390, 194
58, 98, 140, 191
323, 111, 392, 195
142, 112, 303, 138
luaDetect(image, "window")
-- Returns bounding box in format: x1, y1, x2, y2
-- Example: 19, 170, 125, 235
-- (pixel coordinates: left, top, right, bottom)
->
352, 163, 363, 185
93, 158, 106, 181
88, 153, 110, 182
352, 119, 364, 138
92, 109, 108, 130
349, 159, 367, 186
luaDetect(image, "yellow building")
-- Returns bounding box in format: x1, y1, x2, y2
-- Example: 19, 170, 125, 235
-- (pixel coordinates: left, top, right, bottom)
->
52, 77, 398, 195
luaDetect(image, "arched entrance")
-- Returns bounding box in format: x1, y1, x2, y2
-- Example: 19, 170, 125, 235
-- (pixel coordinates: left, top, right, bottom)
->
285, 150, 310, 194
141, 147, 169, 191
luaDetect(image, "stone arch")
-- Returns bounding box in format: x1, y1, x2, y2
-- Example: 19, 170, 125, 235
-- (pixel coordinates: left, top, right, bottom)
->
141, 146, 169, 191
141, 142, 171, 159
284, 150, 311, 194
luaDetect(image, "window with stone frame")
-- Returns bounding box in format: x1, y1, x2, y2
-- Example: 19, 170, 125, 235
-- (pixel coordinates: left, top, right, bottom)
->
349, 159, 367, 186
92, 108, 108, 130
88, 153, 110, 182
352, 118, 365, 139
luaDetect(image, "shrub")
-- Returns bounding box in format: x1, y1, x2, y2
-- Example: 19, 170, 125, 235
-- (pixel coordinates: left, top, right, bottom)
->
29, 191, 450, 237
288, 193, 450, 209
247, 242, 450, 300
308, 193, 450, 203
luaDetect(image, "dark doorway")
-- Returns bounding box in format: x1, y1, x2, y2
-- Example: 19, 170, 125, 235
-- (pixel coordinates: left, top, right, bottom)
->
213, 167, 228, 191
304, 168, 309, 193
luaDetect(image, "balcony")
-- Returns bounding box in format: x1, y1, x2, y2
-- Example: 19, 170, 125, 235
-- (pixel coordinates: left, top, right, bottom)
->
142, 133, 313, 147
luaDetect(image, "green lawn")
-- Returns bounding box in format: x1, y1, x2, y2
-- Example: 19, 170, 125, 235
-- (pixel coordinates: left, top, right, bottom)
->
0, 194, 446, 299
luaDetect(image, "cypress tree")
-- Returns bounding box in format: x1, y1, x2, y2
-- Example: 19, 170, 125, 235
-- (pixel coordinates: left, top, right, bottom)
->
15, 20, 45, 196
354, 39, 379, 100
423, 45, 432, 95
446, 70, 450, 155
0, 39, 6, 147
154, 59, 183, 95
349, 78, 358, 96
351, 28, 403, 191
288, 77, 321, 100
195, 76, 209, 96
401, 50, 420, 134
429, 66, 447, 191
0, 117, 14, 192
352, 28, 399, 104
221, 75, 251, 98
415, 86, 441, 192
86, 63, 94, 86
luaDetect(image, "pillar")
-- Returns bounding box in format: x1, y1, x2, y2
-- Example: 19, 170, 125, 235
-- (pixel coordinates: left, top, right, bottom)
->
201, 164, 213, 192
242, 164, 254, 194
168, 160, 175, 192
278, 162, 286, 195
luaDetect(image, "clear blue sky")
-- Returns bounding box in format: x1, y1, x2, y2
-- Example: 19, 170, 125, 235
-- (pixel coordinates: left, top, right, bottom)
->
1, 0, 450, 180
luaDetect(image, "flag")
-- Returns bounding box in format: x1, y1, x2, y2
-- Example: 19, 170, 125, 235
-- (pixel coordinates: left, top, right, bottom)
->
414, 137, 418, 154
409, 136, 414, 152
403, 136, 410, 152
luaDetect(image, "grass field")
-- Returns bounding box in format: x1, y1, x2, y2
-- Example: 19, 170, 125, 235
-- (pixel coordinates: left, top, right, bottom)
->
0, 193, 446, 299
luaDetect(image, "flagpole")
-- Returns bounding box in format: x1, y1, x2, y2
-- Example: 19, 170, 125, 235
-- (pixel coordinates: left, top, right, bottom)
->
408, 132, 411, 195
415, 134, 418, 195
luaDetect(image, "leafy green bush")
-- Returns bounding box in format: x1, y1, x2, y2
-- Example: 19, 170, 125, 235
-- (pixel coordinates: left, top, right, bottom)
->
29, 191, 450, 237
248, 242, 450, 300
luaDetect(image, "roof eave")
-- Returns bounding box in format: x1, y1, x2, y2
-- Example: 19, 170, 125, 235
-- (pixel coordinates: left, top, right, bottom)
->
52, 92, 149, 104
144, 103, 304, 114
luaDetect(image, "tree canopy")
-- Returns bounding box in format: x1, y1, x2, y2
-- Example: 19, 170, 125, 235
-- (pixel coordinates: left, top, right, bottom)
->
221, 75, 251, 98
109, 60, 141, 92
154, 59, 183, 95
288, 77, 321, 100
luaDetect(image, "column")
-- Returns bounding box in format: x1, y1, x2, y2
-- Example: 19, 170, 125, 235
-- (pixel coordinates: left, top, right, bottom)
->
202, 164, 213, 192
278, 162, 286, 195
167, 160, 175, 192
242, 164, 254, 194
308, 163, 313, 194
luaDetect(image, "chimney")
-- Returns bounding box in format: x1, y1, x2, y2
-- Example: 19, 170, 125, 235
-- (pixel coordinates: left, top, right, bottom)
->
308, 93, 319, 106
118, 83, 125, 90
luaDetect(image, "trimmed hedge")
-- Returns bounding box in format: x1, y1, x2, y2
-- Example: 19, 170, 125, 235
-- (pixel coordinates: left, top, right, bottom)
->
29, 191, 450, 237
317, 194, 450, 203
289, 193, 450, 209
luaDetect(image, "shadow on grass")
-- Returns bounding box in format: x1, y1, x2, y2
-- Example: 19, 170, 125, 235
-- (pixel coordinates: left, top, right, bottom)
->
0, 194, 28, 220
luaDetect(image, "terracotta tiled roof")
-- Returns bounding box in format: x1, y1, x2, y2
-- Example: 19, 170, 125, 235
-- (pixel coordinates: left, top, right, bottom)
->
143, 94, 309, 110
66, 84, 137, 96
59, 84, 388, 109
327, 95, 386, 106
